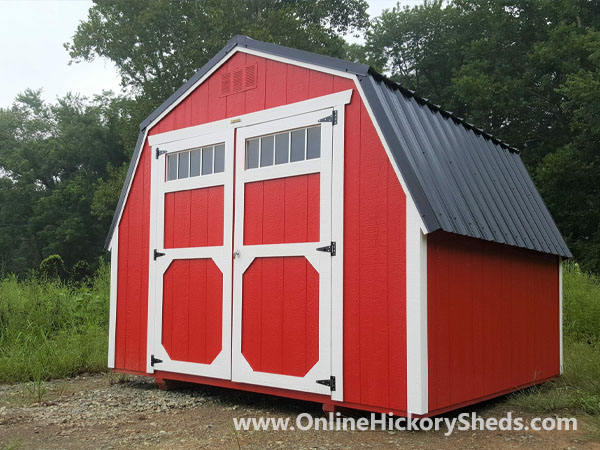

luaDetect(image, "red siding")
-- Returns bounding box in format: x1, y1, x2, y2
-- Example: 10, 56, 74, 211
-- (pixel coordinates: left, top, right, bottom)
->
115, 140, 150, 372
162, 259, 222, 364
427, 232, 560, 413
115, 53, 407, 412
243, 174, 320, 245
164, 186, 224, 248
242, 257, 319, 376
342, 88, 407, 411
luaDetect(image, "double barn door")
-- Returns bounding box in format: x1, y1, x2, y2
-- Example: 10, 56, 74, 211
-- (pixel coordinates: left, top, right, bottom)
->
149, 106, 338, 396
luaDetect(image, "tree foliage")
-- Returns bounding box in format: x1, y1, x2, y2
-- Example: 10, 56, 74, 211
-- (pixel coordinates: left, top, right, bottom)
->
364, 0, 600, 272
1, 0, 598, 275
0, 90, 130, 275
66, 0, 369, 111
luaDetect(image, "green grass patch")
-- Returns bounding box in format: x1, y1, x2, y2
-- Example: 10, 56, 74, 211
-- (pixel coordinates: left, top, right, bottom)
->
0, 262, 110, 383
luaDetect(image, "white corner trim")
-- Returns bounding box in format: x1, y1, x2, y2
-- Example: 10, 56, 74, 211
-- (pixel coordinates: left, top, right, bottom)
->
352, 73, 429, 412
406, 200, 428, 415
148, 89, 353, 148
559, 257, 563, 374
108, 227, 119, 369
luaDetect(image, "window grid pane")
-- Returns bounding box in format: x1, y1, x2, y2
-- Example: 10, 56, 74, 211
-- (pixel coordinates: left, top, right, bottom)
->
306, 126, 321, 160
214, 145, 225, 173
275, 133, 289, 165
245, 125, 321, 170
190, 149, 201, 177
260, 135, 274, 167
202, 146, 213, 175
246, 139, 259, 169
165, 142, 225, 181
178, 152, 189, 179
167, 154, 178, 181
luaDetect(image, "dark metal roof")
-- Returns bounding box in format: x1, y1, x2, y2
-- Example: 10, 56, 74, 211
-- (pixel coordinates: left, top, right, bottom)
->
361, 74, 571, 257
106, 36, 571, 258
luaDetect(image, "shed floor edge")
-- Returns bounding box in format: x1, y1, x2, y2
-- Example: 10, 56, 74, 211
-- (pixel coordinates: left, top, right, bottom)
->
111, 369, 557, 417
111, 368, 409, 417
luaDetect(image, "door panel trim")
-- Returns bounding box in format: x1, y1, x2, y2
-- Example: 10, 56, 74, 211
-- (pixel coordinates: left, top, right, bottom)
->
146, 92, 347, 400
147, 126, 234, 376
232, 108, 339, 396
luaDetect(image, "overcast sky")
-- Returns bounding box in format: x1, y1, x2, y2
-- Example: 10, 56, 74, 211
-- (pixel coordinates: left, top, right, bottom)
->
0, 0, 422, 107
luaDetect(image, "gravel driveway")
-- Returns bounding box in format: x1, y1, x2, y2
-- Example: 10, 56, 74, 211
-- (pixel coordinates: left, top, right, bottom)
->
0, 374, 597, 449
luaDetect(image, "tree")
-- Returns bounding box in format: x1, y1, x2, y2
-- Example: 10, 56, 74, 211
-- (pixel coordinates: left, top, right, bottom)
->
364, 0, 600, 272
0, 90, 130, 275
66, 0, 369, 112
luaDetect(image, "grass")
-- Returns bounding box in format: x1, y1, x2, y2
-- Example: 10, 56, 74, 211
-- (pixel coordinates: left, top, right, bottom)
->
0, 259, 598, 429
507, 262, 600, 435
0, 262, 110, 383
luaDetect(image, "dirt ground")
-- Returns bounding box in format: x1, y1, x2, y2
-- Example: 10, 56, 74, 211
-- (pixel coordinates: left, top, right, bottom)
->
0, 374, 598, 449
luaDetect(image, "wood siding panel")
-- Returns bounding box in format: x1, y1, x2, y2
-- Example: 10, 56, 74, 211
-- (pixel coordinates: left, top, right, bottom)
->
243, 174, 320, 245
241, 256, 319, 377
162, 259, 223, 364
163, 186, 224, 248
427, 232, 560, 413
115, 141, 150, 372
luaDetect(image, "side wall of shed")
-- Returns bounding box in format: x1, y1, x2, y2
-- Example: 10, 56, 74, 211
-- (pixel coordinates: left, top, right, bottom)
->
113, 52, 408, 412
427, 231, 560, 413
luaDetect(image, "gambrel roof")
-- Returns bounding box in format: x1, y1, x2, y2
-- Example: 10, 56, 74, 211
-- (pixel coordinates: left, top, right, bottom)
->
107, 35, 571, 258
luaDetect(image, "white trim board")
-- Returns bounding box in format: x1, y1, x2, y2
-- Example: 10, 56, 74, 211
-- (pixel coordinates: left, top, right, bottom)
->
405, 201, 428, 415
349, 73, 429, 414
107, 227, 119, 369
559, 257, 563, 375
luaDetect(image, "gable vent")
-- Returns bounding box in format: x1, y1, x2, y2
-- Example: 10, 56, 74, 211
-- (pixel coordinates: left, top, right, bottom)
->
219, 63, 258, 97
245, 63, 256, 89
220, 72, 231, 96
233, 68, 243, 92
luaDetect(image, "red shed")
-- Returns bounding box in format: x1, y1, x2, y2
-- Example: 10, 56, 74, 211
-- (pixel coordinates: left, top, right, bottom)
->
106, 36, 571, 417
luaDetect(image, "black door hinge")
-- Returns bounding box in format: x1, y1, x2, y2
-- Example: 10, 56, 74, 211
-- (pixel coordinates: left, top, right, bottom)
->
316, 241, 336, 256
318, 110, 337, 125
316, 376, 336, 391
155, 148, 167, 159
153, 249, 166, 260
150, 355, 163, 366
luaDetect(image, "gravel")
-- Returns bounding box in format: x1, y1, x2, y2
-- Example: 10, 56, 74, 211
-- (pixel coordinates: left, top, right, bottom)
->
0, 374, 594, 449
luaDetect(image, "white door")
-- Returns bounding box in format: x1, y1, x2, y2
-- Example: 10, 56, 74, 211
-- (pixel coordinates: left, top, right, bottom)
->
149, 127, 234, 379
231, 109, 334, 395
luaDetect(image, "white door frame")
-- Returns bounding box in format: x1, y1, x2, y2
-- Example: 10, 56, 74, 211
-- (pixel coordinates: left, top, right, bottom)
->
148, 126, 234, 378
145, 90, 350, 400
231, 106, 344, 397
